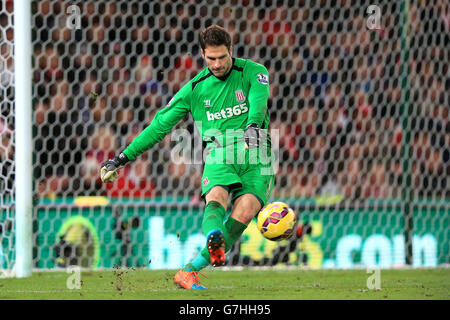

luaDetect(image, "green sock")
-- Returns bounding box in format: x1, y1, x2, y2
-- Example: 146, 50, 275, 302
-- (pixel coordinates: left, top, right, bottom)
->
184, 201, 226, 271
201, 201, 226, 235
198, 216, 248, 265
223, 217, 248, 252
188, 255, 210, 271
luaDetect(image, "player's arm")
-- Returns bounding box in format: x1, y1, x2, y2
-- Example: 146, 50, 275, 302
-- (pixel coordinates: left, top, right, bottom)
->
244, 62, 270, 149
100, 84, 192, 183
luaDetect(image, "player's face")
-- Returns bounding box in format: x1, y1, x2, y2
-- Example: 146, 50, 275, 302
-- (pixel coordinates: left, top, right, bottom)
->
202, 45, 233, 77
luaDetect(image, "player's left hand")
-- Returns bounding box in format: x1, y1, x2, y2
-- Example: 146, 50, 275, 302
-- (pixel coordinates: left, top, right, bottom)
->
244, 123, 266, 149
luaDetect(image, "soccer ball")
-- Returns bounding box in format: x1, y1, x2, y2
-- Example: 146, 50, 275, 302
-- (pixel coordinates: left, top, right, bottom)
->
257, 201, 297, 241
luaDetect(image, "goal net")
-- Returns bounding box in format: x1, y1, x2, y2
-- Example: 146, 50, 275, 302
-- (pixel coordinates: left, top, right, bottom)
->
1, 0, 448, 275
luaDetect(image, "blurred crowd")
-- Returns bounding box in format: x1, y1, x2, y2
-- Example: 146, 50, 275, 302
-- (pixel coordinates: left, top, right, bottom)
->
0, 0, 448, 203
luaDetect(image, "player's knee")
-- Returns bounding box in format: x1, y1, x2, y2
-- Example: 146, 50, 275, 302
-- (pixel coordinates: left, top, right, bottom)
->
234, 211, 255, 225
205, 186, 228, 209
232, 194, 262, 225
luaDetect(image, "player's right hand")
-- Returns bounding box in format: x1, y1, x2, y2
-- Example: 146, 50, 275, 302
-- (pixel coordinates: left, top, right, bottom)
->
100, 152, 129, 183
244, 123, 267, 149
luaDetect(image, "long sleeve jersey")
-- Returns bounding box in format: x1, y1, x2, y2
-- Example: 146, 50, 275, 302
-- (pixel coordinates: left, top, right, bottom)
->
123, 57, 270, 161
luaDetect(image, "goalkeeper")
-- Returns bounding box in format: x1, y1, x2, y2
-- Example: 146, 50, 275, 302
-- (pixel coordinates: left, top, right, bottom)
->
100, 25, 274, 290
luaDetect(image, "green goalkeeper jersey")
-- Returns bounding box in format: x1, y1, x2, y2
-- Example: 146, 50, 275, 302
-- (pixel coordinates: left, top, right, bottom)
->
123, 57, 270, 161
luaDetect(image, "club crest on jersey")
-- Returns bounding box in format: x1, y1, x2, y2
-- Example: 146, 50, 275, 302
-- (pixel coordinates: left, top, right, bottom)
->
257, 73, 269, 85
235, 90, 245, 103
204, 99, 212, 108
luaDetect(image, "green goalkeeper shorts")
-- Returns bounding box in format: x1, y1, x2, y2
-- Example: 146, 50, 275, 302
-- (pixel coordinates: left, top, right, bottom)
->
201, 143, 275, 207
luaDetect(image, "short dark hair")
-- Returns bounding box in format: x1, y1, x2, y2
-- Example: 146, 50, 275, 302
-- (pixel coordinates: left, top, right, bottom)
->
199, 25, 231, 51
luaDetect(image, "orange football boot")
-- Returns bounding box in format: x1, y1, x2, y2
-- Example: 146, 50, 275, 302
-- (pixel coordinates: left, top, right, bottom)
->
173, 267, 207, 290
206, 229, 226, 267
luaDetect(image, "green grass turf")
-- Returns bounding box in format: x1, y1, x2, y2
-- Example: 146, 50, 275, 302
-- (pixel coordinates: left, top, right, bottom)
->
0, 268, 449, 300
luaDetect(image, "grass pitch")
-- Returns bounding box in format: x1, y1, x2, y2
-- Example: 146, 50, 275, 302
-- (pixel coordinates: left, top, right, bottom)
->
0, 268, 449, 300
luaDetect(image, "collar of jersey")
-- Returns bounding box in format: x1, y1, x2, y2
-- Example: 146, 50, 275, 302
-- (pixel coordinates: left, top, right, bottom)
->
208, 58, 236, 81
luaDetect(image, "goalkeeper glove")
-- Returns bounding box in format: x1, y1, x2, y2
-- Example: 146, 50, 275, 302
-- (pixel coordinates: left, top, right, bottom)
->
100, 152, 129, 183
244, 123, 266, 149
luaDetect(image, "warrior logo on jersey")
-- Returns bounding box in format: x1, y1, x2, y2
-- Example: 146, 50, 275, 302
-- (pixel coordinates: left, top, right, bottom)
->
204, 99, 212, 108
257, 73, 269, 85
235, 90, 246, 103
